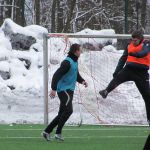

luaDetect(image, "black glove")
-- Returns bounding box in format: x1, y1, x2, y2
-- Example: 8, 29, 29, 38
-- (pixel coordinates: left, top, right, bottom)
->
128, 52, 137, 57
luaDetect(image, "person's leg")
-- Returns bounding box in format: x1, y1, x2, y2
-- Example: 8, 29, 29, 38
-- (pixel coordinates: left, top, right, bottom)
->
100, 66, 131, 98
44, 91, 67, 134
56, 90, 74, 134
134, 70, 150, 124
106, 68, 131, 93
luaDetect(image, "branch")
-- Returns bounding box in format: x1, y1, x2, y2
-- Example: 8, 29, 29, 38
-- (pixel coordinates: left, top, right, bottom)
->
83, 9, 104, 28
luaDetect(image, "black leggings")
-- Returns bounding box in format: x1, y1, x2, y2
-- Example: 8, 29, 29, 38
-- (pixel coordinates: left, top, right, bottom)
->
45, 90, 74, 134
106, 65, 150, 122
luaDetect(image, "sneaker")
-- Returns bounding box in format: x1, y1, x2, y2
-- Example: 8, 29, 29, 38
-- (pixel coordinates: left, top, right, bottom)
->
147, 120, 150, 126
55, 134, 64, 141
41, 131, 51, 141
99, 90, 108, 99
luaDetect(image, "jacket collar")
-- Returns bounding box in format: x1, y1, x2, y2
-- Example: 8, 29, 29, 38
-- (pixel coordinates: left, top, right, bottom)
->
67, 53, 78, 62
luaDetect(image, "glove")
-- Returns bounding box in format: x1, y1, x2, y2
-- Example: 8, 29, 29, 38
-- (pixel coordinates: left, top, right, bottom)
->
128, 52, 137, 57
82, 81, 88, 88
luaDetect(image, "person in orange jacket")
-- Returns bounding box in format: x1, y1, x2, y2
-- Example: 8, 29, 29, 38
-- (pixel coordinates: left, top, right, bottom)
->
99, 30, 150, 125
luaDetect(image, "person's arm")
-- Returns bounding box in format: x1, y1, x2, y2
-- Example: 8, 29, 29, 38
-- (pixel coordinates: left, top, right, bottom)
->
51, 60, 70, 91
77, 71, 85, 84
77, 71, 88, 87
113, 47, 128, 77
129, 42, 150, 58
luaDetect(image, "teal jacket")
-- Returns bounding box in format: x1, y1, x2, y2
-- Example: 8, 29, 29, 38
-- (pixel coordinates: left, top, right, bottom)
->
57, 57, 78, 92
51, 53, 85, 92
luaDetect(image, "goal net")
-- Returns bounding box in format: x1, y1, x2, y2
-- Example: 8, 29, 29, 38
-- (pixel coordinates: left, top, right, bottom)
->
46, 31, 149, 126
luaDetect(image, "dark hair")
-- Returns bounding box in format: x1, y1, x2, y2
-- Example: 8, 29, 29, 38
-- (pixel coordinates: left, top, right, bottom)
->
132, 30, 144, 40
68, 43, 80, 55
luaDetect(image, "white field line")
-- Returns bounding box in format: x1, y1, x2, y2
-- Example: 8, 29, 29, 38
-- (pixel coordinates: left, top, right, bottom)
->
2, 128, 150, 131
0, 136, 147, 139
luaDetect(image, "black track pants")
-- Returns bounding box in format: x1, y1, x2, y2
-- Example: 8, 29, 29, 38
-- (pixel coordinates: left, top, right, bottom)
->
106, 65, 150, 122
45, 90, 74, 134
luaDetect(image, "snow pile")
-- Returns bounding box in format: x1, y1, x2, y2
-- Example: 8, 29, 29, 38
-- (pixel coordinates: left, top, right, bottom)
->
76, 28, 117, 45
1, 19, 47, 39
0, 19, 148, 125
0, 19, 46, 93
0, 19, 47, 124
67, 28, 117, 51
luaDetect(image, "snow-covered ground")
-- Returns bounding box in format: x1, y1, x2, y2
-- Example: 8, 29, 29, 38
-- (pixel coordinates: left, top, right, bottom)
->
0, 19, 148, 125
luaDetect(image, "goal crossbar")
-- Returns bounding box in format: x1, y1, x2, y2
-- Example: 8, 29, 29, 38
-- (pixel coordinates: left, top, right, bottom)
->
46, 33, 150, 39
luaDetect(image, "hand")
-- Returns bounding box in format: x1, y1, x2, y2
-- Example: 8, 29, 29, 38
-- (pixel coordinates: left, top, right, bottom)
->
82, 81, 88, 88
129, 52, 136, 56
49, 90, 56, 99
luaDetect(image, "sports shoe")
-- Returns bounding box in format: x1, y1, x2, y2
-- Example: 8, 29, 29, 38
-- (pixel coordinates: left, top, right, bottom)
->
147, 120, 150, 126
99, 90, 108, 99
55, 134, 64, 141
41, 131, 51, 141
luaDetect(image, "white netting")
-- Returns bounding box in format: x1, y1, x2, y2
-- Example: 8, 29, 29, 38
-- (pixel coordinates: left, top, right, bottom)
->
48, 32, 148, 126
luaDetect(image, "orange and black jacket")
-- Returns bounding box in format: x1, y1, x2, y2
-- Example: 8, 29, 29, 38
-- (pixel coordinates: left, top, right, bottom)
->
113, 40, 150, 77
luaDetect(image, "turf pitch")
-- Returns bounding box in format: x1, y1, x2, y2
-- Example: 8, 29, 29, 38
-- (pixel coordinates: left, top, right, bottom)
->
0, 125, 149, 150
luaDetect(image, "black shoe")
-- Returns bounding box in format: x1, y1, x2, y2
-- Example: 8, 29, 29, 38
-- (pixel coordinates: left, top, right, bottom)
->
99, 90, 108, 99
41, 131, 51, 141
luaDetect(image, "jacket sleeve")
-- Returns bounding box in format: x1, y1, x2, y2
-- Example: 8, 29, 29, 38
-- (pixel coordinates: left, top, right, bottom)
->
77, 71, 85, 84
113, 46, 128, 77
51, 60, 70, 90
129, 42, 150, 58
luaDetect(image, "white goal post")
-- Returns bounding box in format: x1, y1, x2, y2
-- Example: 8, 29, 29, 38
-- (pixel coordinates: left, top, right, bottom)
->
43, 33, 150, 125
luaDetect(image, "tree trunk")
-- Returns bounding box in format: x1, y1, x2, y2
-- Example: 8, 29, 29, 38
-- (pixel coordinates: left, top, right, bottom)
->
15, 0, 26, 26
56, 0, 64, 32
63, 0, 76, 32
51, 0, 57, 32
35, 0, 40, 25
5, 0, 12, 18
141, 0, 147, 29
0, 0, 4, 25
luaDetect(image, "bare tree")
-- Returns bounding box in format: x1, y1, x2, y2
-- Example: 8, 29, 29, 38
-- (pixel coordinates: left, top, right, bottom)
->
14, 0, 26, 26
63, 0, 76, 32
56, 0, 64, 32
141, 0, 147, 29
0, 0, 148, 34
34, 0, 40, 25
51, 0, 57, 32
0, 0, 4, 25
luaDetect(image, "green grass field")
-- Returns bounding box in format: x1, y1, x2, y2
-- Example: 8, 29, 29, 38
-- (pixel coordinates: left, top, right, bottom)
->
0, 124, 149, 150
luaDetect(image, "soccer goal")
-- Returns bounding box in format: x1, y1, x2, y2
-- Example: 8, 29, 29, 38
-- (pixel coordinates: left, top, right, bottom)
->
43, 32, 150, 126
